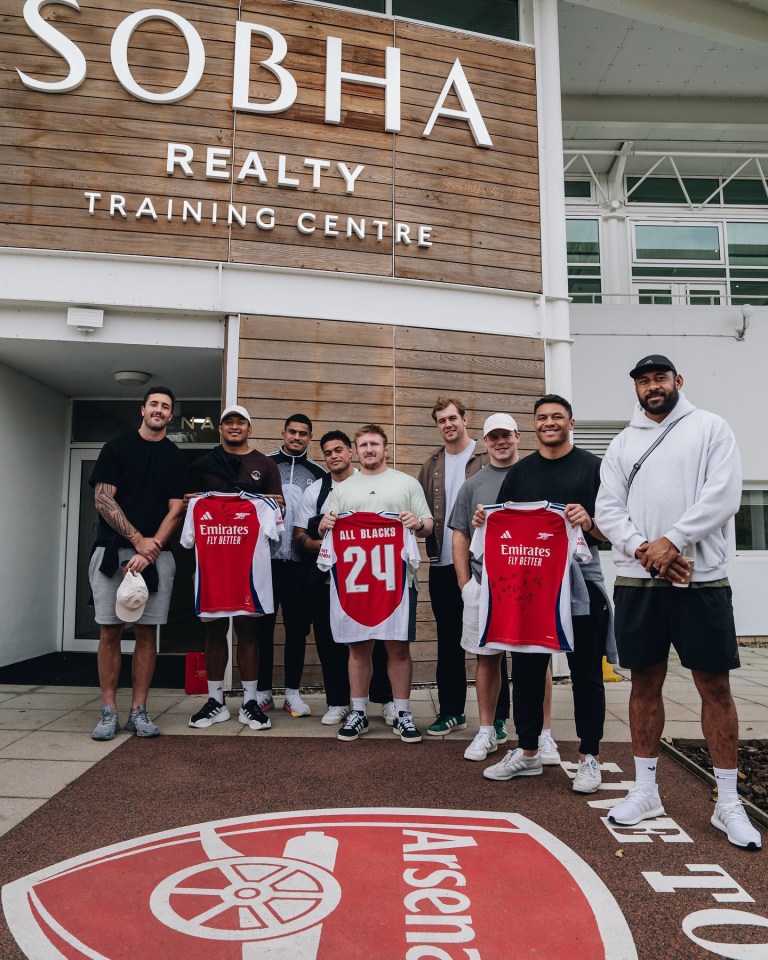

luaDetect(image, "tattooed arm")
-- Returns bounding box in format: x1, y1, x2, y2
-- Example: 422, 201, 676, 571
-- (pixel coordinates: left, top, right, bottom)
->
94, 483, 161, 564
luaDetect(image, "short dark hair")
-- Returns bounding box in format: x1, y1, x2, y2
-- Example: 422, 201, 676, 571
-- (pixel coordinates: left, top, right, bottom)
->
534, 394, 573, 419
320, 430, 352, 450
284, 413, 313, 432
142, 385, 176, 406
355, 423, 388, 445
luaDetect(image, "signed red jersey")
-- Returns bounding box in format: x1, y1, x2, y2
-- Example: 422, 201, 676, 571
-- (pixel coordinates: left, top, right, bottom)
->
317, 512, 420, 643
181, 493, 282, 619
470, 501, 591, 653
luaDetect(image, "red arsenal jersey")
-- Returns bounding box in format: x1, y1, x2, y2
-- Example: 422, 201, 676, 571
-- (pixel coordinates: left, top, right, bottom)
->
317, 512, 420, 643
471, 501, 591, 653
181, 493, 282, 619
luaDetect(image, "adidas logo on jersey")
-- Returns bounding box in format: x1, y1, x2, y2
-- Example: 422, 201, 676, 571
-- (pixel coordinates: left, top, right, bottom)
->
537, 532, 554, 540
499, 530, 513, 539
201, 511, 214, 521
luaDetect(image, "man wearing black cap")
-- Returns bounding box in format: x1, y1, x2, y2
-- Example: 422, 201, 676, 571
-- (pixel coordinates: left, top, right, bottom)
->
186, 405, 282, 731
596, 356, 762, 851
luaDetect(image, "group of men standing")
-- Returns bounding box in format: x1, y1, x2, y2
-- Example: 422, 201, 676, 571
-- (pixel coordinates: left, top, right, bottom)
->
87, 354, 761, 852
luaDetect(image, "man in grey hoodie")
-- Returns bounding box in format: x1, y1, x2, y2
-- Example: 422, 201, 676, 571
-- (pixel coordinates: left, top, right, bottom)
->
596, 355, 761, 851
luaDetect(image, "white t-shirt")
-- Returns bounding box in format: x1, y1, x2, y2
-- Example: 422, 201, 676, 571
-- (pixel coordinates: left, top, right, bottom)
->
317, 511, 420, 643
470, 501, 591, 654
437, 440, 476, 566
181, 493, 283, 619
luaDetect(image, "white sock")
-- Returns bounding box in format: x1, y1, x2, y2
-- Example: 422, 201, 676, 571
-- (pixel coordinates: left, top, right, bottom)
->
285, 687, 300, 699
540, 728, 551, 739
207, 681, 224, 704
480, 725, 495, 737
242, 681, 258, 703
713, 767, 739, 802
394, 698, 410, 714
635, 757, 658, 789
352, 697, 368, 714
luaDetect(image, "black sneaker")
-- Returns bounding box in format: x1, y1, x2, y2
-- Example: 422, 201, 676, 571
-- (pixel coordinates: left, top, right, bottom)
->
338, 710, 369, 741
239, 700, 272, 730
188, 697, 231, 728
392, 711, 422, 743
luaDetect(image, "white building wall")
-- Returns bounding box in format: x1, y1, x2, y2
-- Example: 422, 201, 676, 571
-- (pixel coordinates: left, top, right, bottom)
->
0, 363, 67, 666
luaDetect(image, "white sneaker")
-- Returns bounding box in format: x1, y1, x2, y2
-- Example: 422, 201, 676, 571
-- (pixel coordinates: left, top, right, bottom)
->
283, 690, 311, 717
381, 701, 397, 725
256, 691, 274, 712
608, 785, 665, 825
711, 799, 762, 850
321, 705, 350, 726
464, 731, 498, 761
538, 732, 561, 766
483, 748, 542, 781
573, 755, 602, 794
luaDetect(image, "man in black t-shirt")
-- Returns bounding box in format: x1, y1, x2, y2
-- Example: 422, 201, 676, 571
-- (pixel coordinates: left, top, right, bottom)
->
186, 405, 283, 732
89, 386, 188, 741
478, 395, 612, 795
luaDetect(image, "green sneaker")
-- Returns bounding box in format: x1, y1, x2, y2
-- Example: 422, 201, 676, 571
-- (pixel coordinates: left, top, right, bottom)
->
427, 713, 467, 736
494, 718, 508, 744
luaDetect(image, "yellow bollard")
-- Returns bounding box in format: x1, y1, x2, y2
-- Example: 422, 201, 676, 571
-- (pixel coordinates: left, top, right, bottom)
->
603, 656, 624, 682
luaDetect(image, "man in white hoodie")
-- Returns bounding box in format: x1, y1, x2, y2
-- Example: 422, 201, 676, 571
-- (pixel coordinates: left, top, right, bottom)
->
596, 355, 761, 851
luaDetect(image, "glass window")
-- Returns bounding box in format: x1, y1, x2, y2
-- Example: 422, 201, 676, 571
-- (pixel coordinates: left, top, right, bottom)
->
320, 1, 385, 11
627, 177, 719, 205
635, 224, 721, 262
638, 287, 673, 305
72, 400, 221, 444
727, 222, 768, 266
735, 491, 768, 550
393, 1, 519, 40
722, 180, 768, 206
730, 281, 768, 306
567, 219, 601, 302
565, 180, 592, 199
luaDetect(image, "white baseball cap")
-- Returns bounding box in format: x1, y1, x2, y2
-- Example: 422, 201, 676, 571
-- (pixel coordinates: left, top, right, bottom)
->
483, 413, 519, 436
115, 571, 149, 623
220, 404, 251, 423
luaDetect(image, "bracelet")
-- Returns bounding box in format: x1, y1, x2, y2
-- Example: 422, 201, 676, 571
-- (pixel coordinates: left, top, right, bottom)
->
417, 518, 425, 532
586, 517, 595, 533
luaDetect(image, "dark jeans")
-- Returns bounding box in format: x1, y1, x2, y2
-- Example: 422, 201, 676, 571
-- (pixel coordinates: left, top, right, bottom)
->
308, 581, 393, 706
430, 565, 510, 719
511, 581, 607, 755
256, 560, 307, 690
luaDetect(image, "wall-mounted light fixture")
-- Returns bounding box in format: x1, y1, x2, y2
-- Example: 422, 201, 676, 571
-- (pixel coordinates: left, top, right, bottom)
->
735, 303, 753, 341
67, 306, 104, 334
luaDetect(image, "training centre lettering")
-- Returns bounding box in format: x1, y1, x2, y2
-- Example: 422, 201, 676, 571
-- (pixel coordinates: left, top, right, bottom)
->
14, 0, 502, 247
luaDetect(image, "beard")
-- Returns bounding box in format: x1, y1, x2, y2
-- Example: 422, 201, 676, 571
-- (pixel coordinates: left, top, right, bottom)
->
639, 387, 678, 415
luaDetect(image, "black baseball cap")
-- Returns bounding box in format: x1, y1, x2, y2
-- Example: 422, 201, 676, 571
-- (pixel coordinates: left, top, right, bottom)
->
629, 354, 677, 379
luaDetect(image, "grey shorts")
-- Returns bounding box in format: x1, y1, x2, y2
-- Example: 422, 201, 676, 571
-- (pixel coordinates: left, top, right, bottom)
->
89, 547, 176, 626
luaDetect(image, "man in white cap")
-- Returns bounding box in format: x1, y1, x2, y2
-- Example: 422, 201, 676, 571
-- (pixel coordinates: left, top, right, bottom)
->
449, 414, 519, 759
89, 386, 188, 740
418, 397, 488, 736
187, 405, 283, 731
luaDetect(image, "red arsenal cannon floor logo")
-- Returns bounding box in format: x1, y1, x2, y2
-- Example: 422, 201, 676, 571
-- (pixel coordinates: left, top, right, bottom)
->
2, 807, 635, 959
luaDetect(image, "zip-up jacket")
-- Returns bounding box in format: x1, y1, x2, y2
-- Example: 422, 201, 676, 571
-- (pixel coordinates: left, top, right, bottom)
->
269, 448, 325, 561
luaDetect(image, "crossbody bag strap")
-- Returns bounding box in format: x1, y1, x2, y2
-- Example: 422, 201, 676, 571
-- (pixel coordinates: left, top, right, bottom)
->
626, 412, 691, 491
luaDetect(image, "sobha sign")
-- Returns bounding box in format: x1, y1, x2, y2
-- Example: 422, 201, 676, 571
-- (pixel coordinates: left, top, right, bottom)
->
4, 0, 542, 291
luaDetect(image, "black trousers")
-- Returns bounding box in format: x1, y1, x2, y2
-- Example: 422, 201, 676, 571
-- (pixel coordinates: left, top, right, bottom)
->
255, 560, 307, 690
307, 581, 393, 706
511, 580, 607, 755
430, 565, 510, 720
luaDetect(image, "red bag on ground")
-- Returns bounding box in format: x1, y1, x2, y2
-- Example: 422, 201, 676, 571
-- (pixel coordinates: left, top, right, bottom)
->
184, 652, 207, 694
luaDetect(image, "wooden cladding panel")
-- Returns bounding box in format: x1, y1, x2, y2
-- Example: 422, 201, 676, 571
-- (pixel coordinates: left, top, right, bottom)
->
3, 0, 541, 293
238, 314, 544, 683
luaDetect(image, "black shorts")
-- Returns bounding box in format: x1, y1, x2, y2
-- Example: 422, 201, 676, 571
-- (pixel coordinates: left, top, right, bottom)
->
613, 583, 740, 673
